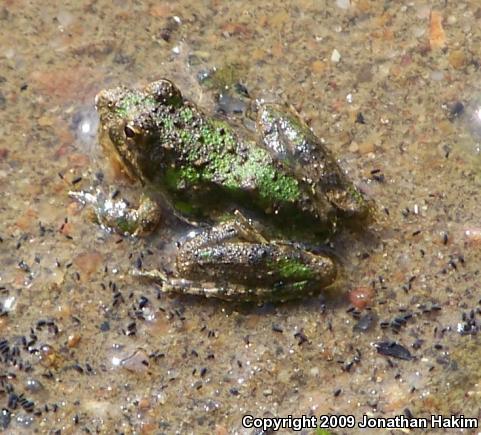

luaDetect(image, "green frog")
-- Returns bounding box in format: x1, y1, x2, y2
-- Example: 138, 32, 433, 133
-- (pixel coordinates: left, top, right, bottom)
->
87, 79, 371, 301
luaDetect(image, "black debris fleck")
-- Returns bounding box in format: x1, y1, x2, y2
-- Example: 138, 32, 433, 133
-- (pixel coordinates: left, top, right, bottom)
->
293, 330, 309, 346
375, 341, 413, 361
0, 408, 10, 429
448, 101, 464, 119
355, 112, 365, 124
353, 312, 377, 332
272, 324, 283, 333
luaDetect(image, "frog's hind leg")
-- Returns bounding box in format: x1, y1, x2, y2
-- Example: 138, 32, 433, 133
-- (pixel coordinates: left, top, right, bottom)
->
134, 212, 337, 301
133, 212, 268, 297
134, 272, 316, 302
147, 275, 261, 301
173, 240, 336, 302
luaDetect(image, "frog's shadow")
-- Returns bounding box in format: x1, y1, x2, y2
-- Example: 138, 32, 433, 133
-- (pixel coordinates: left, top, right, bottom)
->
159, 289, 344, 316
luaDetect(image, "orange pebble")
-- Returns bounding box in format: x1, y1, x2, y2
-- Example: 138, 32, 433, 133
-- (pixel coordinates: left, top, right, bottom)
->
349, 286, 374, 310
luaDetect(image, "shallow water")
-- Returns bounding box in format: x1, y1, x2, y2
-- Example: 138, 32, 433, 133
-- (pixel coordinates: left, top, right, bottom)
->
1, 1, 481, 433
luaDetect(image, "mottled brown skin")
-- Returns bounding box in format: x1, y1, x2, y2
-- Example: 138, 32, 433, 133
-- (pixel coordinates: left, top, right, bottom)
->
94, 79, 371, 301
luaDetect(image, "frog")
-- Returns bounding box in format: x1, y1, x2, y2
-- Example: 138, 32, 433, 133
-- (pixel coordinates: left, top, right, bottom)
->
88, 79, 371, 302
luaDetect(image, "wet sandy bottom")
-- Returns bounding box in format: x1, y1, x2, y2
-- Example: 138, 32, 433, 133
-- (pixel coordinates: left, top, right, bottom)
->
1, 1, 481, 433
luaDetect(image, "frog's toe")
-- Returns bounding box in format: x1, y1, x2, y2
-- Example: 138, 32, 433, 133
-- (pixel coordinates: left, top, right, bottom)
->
131, 268, 168, 283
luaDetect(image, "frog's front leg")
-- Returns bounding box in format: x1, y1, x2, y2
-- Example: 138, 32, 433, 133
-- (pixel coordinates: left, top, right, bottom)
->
138, 213, 337, 302
69, 190, 161, 236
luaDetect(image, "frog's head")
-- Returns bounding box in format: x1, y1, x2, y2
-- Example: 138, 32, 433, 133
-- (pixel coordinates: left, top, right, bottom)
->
95, 80, 184, 184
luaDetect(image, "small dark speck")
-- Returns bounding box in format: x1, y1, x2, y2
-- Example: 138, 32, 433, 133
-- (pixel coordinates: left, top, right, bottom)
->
71, 176, 82, 185
334, 388, 342, 397
20, 84, 28, 91
375, 341, 413, 360
18, 260, 30, 273
412, 230, 421, 236
354, 312, 377, 332
294, 330, 308, 345
113, 52, 133, 65
99, 321, 110, 332
272, 324, 283, 333
229, 388, 239, 396
355, 112, 365, 124
448, 101, 464, 119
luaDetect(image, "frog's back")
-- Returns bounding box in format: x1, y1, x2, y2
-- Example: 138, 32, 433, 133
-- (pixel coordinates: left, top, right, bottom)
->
154, 107, 338, 237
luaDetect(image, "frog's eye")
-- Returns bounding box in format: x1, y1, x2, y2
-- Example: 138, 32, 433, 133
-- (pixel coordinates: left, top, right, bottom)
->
124, 125, 137, 138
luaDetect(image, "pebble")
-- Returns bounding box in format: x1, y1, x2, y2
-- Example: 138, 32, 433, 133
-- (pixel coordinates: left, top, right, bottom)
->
331, 49, 341, 63
67, 334, 81, 348
0, 409, 10, 429
348, 142, 359, 153
15, 413, 34, 428
448, 50, 466, 69
349, 287, 374, 310
430, 70, 444, 81
310, 60, 326, 74
358, 142, 374, 154
353, 312, 377, 332
463, 227, 481, 245
429, 11, 446, 50
336, 0, 350, 9
25, 378, 44, 393
73, 251, 103, 279
121, 349, 149, 372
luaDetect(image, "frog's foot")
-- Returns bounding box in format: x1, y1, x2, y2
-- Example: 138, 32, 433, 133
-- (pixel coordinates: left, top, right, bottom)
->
69, 190, 161, 236
131, 268, 169, 282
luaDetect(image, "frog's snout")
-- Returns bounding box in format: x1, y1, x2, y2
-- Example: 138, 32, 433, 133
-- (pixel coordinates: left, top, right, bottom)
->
94, 89, 111, 110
